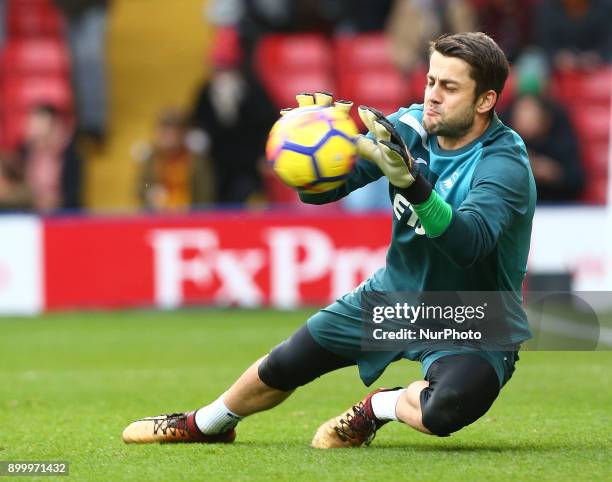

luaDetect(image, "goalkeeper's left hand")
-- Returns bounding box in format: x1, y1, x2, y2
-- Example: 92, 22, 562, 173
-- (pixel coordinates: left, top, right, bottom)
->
356, 106, 418, 189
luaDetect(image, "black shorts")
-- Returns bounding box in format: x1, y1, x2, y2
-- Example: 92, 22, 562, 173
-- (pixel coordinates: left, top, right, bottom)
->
259, 325, 504, 435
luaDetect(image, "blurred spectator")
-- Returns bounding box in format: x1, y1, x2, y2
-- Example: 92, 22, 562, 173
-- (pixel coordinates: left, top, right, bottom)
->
4, 105, 82, 212
0, 156, 31, 210
471, 0, 535, 62
335, 0, 394, 33
138, 109, 214, 212
54, 0, 110, 144
190, 58, 277, 205
513, 48, 551, 95
386, 0, 477, 72
242, 0, 344, 33
534, 0, 612, 70
504, 94, 585, 202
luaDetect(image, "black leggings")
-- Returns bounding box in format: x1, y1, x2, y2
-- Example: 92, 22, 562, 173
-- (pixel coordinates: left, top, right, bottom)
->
258, 324, 354, 391
258, 325, 501, 436
420, 354, 500, 436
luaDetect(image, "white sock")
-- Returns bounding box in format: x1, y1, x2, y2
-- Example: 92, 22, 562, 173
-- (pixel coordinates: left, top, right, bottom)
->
371, 389, 406, 421
194, 395, 243, 434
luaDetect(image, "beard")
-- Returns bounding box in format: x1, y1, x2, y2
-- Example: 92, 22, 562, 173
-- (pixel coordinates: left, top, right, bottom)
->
423, 102, 476, 138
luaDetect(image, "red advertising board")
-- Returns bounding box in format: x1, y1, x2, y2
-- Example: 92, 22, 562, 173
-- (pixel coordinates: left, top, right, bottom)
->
44, 211, 391, 310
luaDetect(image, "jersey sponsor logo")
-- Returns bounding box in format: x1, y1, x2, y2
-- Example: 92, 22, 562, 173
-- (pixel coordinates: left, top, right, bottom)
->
438, 170, 459, 193
393, 193, 425, 235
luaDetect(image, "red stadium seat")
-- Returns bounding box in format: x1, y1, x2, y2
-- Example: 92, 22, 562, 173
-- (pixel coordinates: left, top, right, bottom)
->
254, 34, 335, 108
335, 33, 397, 70
334, 34, 412, 122
552, 67, 612, 108
263, 71, 335, 110
581, 175, 608, 204
582, 140, 610, 173
334, 34, 414, 129
256, 34, 332, 71
570, 107, 611, 144
554, 68, 611, 205
0, 39, 70, 76
552, 65, 611, 200
339, 69, 410, 116
2, 75, 72, 110
0, 75, 73, 148
580, 142, 609, 205
7, 0, 65, 39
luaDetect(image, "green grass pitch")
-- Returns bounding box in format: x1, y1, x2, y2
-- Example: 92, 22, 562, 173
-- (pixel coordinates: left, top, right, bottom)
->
0, 309, 610, 481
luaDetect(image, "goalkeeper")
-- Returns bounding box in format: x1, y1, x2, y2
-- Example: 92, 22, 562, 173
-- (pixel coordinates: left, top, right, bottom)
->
122, 32, 536, 447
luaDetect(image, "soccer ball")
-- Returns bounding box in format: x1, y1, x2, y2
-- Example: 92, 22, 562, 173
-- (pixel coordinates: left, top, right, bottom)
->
266, 105, 359, 193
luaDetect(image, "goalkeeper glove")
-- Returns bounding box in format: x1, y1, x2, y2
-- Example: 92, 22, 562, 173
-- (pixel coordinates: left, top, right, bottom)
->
282, 94, 425, 195
356, 106, 418, 189
280, 91, 353, 116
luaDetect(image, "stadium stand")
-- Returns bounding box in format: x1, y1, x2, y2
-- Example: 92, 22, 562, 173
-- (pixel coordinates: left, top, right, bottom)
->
1, 0, 609, 209
0, 0, 73, 150
552, 67, 611, 204
1, 75, 73, 149
254, 34, 335, 110
334, 33, 413, 126
0, 38, 70, 75
253, 31, 609, 205
6, 0, 65, 39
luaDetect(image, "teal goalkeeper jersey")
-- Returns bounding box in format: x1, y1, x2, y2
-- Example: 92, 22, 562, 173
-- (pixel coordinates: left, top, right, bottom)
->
300, 104, 537, 345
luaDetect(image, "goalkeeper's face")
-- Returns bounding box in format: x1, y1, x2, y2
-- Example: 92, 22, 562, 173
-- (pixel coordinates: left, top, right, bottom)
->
422, 52, 479, 138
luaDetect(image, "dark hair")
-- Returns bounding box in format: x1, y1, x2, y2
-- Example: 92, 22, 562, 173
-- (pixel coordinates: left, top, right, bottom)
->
431, 32, 509, 105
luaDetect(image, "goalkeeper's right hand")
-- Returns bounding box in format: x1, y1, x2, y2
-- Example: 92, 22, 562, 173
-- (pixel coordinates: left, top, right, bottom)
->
356, 106, 418, 189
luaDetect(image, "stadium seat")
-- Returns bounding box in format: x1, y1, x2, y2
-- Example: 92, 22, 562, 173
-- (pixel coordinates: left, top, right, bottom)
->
581, 175, 608, 204
335, 33, 398, 70
570, 107, 611, 144
264, 71, 336, 110
334, 34, 412, 122
552, 66, 612, 108
254, 34, 335, 109
553, 68, 611, 205
338, 69, 410, 117
581, 140, 610, 173
6, 0, 65, 39
256, 34, 331, 71
2, 75, 72, 110
0, 39, 70, 76
0, 75, 73, 148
